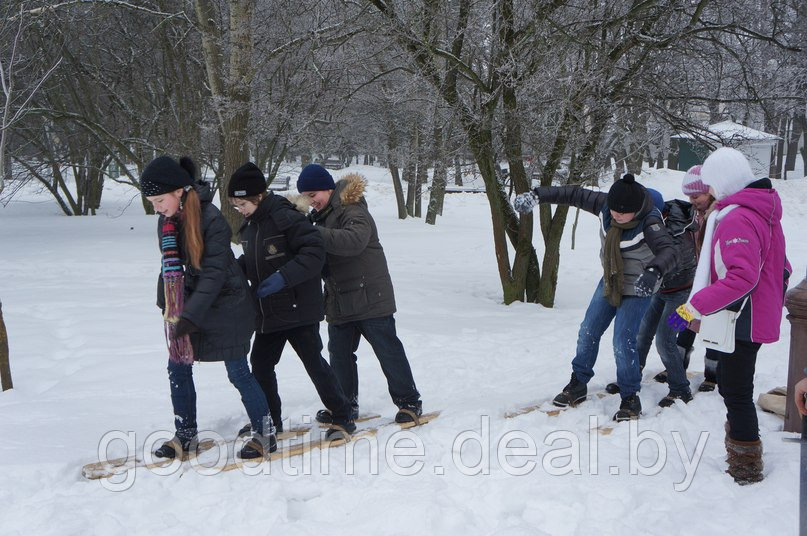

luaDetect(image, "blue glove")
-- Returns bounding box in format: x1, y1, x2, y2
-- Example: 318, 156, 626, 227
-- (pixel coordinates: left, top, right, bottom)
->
257, 272, 286, 298
667, 304, 696, 332
634, 267, 660, 297
513, 191, 539, 213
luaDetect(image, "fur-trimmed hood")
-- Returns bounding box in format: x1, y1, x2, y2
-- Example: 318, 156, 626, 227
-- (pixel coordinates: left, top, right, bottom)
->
284, 192, 312, 214
332, 173, 367, 208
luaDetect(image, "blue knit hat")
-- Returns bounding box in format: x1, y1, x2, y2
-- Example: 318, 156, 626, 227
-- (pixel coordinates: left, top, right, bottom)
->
297, 164, 335, 193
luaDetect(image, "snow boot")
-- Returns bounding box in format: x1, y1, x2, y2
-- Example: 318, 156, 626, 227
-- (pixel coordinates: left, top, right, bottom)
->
698, 380, 717, 392
239, 432, 278, 459
239, 421, 282, 437
395, 401, 423, 424
324, 419, 357, 441
658, 390, 693, 408
605, 382, 621, 395
653, 370, 668, 383
725, 436, 763, 485
553, 373, 588, 407
316, 402, 359, 424
613, 394, 641, 421
154, 435, 194, 459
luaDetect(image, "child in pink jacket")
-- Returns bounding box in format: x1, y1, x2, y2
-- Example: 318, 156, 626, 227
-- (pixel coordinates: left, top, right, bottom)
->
668, 147, 791, 485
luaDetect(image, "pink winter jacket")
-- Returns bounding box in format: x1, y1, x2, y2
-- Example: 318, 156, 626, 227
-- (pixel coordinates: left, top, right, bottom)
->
689, 179, 791, 343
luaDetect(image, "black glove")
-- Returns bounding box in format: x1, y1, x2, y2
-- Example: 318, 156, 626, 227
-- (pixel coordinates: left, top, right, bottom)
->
175, 317, 198, 339
634, 267, 661, 297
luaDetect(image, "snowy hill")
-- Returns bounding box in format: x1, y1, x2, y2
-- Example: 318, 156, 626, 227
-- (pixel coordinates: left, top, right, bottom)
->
0, 166, 804, 535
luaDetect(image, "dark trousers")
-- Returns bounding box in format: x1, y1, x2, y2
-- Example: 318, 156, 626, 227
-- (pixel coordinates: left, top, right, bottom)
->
250, 324, 352, 423
327, 315, 420, 408
677, 328, 717, 383
715, 340, 762, 442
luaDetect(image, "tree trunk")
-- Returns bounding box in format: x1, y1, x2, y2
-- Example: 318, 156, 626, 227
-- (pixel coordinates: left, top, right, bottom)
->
426, 122, 447, 225
784, 114, 802, 179
454, 156, 463, 186
501, 79, 539, 303
667, 137, 678, 169
0, 300, 12, 391
404, 129, 417, 217
385, 128, 407, 219
414, 130, 427, 219
770, 116, 786, 180
194, 0, 254, 240
798, 114, 807, 175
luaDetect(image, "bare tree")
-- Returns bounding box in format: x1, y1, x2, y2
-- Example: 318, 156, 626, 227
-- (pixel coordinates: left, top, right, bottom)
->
0, 4, 61, 198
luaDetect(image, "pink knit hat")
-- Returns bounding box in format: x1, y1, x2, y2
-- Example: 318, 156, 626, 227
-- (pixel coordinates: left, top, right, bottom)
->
681, 165, 708, 196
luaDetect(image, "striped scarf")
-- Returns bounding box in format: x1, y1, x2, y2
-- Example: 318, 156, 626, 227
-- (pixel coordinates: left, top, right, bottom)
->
161, 217, 194, 364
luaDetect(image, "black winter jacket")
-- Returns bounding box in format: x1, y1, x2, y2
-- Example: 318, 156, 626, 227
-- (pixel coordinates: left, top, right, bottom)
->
157, 182, 255, 361
659, 199, 698, 292
311, 175, 396, 325
237, 193, 325, 333
533, 185, 678, 296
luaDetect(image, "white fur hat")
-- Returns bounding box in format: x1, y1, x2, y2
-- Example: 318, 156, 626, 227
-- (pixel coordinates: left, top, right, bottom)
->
699, 147, 756, 200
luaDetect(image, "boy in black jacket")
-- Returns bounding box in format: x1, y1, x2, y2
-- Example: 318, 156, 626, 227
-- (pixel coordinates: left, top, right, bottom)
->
229, 162, 355, 438
514, 174, 677, 421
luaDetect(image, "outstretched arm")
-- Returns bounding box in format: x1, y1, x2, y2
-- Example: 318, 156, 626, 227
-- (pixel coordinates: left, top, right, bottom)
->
514, 185, 606, 216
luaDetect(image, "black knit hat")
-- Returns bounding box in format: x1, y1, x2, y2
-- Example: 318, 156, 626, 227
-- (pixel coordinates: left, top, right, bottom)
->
607, 173, 646, 213
228, 162, 267, 198
140, 156, 196, 196
296, 164, 335, 193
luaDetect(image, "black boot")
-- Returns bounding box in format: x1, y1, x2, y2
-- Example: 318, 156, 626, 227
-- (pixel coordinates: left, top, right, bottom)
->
317, 403, 359, 424
395, 400, 423, 424
605, 382, 621, 395
324, 418, 358, 440
239, 432, 278, 459
653, 370, 668, 383
553, 373, 587, 407
698, 380, 717, 392
154, 435, 194, 459
658, 390, 693, 408
239, 421, 283, 437
613, 394, 642, 421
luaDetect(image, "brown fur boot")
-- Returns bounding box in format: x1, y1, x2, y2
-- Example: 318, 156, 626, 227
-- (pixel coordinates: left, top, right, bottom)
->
725, 436, 763, 485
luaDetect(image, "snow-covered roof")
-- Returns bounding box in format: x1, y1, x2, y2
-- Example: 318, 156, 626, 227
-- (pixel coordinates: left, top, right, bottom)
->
671, 120, 780, 143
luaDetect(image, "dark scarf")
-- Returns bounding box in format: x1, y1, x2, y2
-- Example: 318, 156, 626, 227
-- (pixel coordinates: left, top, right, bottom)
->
602, 219, 640, 307
309, 204, 333, 224
161, 216, 194, 364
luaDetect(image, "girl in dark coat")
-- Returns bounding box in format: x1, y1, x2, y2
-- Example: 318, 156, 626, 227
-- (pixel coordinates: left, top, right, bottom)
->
142, 155, 274, 460
228, 162, 355, 438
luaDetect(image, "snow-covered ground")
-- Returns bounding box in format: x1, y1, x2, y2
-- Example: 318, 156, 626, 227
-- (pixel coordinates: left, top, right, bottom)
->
0, 165, 804, 535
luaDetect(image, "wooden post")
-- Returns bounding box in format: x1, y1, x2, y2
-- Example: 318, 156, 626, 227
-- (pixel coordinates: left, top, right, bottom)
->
785, 272, 807, 433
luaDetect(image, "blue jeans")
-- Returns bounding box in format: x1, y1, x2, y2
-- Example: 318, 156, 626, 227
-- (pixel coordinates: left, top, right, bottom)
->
327, 315, 420, 408
636, 289, 691, 395
571, 279, 651, 397
167, 357, 271, 438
